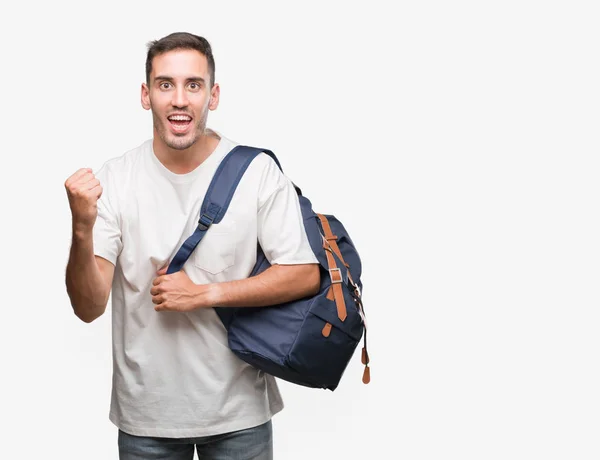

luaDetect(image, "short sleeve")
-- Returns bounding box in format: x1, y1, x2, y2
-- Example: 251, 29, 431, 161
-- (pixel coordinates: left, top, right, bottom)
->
257, 155, 318, 266
92, 164, 123, 266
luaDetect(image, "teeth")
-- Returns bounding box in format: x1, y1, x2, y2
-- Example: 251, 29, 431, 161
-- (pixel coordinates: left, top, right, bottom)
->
169, 115, 191, 121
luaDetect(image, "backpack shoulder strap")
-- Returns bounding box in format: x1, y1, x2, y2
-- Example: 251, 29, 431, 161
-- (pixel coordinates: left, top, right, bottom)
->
167, 145, 278, 274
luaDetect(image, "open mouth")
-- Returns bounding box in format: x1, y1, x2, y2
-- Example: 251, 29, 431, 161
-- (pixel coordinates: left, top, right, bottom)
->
167, 114, 192, 133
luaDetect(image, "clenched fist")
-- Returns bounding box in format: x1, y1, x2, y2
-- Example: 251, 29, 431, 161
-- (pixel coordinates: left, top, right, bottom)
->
65, 168, 103, 232
151, 266, 201, 312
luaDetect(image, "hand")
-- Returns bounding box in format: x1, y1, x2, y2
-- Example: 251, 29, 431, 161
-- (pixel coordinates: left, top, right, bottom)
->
65, 168, 102, 232
151, 266, 201, 312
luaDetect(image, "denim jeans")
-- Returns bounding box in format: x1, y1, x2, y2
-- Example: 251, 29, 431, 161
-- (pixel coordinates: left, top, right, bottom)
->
118, 420, 273, 460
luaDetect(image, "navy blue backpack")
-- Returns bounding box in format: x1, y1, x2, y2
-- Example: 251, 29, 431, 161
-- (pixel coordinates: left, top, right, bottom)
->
167, 146, 369, 391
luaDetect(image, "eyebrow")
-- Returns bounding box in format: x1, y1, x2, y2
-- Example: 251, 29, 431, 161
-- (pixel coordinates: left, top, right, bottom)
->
153, 75, 206, 84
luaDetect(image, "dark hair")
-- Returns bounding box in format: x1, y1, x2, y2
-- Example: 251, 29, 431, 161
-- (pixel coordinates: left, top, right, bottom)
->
145, 32, 215, 87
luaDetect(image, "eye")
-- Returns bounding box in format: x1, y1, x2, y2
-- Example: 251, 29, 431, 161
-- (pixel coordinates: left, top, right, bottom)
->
159, 82, 172, 90
188, 82, 201, 91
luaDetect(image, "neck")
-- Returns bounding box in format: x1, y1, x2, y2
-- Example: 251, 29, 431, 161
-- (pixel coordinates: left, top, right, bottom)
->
153, 129, 220, 174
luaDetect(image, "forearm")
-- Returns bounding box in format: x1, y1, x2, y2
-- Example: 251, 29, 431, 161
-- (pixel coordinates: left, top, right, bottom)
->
202, 263, 320, 308
66, 228, 110, 322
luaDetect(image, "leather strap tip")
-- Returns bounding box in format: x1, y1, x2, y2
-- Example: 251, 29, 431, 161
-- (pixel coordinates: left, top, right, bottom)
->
362, 366, 371, 384
326, 287, 335, 301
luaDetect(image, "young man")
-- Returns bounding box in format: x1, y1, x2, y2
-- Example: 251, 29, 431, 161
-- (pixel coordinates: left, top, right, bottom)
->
64, 32, 320, 460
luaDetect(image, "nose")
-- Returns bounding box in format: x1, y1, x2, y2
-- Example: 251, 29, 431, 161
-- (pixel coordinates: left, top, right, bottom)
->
171, 86, 189, 108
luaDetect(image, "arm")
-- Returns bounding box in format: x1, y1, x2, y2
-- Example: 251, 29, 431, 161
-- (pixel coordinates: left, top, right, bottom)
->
64, 168, 114, 323
66, 232, 114, 323
151, 263, 320, 312
213, 263, 320, 307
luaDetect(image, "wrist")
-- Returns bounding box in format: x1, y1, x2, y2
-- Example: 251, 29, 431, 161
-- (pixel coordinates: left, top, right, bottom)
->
193, 282, 223, 309
72, 223, 94, 241
206, 283, 223, 308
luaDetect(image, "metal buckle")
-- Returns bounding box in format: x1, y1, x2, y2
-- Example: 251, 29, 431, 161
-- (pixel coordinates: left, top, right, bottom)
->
348, 277, 361, 297
329, 268, 343, 284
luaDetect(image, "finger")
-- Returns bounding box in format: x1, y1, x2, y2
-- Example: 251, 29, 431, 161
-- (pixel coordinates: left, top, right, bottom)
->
65, 168, 92, 187
157, 266, 168, 276
71, 170, 94, 184
66, 174, 96, 196
151, 294, 163, 305
84, 178, 101, 191
152, 276, 162, 286
89, 184, 103, 199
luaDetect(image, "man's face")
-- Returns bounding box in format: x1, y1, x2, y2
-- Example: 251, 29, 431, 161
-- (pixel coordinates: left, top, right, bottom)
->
141, 49, 219, 151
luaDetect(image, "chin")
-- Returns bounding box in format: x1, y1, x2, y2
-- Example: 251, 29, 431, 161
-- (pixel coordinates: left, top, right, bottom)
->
164, 133, 197, 151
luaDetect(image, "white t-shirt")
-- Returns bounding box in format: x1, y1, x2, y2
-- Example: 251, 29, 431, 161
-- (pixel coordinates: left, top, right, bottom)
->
93, 131, 318, 437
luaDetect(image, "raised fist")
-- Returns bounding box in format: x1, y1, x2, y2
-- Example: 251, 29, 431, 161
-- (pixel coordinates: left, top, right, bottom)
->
65, 168, 103, 232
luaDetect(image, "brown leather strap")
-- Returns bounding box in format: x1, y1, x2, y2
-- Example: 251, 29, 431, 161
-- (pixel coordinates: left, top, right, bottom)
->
317, 214, 349, 268
326, 288, 335, 301
322, 239, 347, 322
318, 213, 370, 383
317, 213, 361, 291
322, 323, 332, 337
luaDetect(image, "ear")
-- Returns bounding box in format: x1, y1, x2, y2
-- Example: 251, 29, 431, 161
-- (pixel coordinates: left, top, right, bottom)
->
141, 83, 151, 110
208, 83, 220, 111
